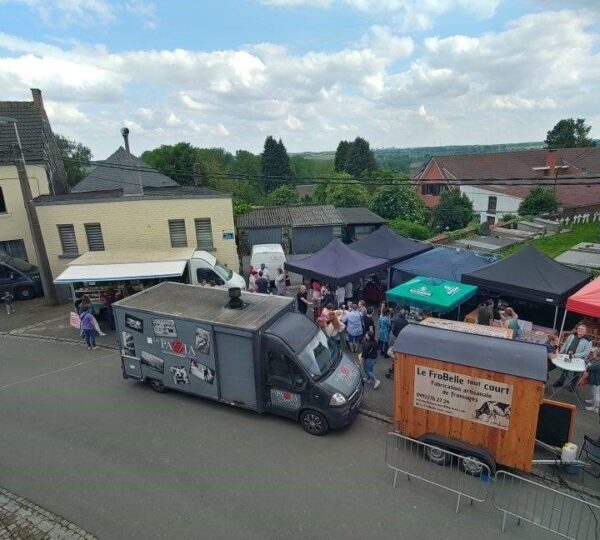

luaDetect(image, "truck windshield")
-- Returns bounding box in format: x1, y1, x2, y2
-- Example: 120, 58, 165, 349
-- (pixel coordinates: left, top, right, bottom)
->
213, 258, 233, 282
297, 330, 336, 380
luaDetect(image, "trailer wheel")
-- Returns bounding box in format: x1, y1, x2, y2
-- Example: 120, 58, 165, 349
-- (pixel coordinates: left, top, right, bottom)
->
459, 455, 486, 477
425, 445, 450, 466
149, 379, 168, 393
300, 410, 329, 436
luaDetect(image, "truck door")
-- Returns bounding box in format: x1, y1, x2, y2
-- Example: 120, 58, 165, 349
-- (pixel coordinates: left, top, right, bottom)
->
265, 351, 307, 419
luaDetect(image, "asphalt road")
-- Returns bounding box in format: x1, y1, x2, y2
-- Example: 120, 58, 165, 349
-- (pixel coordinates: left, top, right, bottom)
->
0, 335, 549, 540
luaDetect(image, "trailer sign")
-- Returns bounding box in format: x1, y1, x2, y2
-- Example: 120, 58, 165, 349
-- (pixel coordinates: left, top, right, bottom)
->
414, 365, 513, 430
160, 338, 195, 359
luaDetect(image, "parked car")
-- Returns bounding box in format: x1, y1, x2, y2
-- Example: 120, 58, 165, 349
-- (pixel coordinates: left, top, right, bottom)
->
0, 251, 43, 300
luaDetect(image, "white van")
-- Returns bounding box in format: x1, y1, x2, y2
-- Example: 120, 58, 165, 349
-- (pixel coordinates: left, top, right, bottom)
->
250, 244, 287, 285
189, 250, 246, 289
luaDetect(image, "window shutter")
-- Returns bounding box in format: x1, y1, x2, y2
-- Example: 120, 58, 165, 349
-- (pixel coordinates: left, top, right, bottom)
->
169, 219, 188, 247
194, 218, 213, 249
85, 223, 105, 251
58, 224, 78, 255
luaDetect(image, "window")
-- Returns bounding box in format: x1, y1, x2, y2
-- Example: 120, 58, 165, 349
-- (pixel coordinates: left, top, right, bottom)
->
85, 223, 105, 251
57, 224, 78, 256
194, 218, 214, 250
0, 239, 27, 260
421, 183, 443, 196
0, 187, 6, 213
267, 352, 305, 388
168, 219, 188, 248
196, 268, 224, 286
487, 196, 497, 213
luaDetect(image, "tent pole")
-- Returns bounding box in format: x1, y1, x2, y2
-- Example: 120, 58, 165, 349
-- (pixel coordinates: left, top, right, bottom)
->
457, 305, 461, 321
553, 305, 559, 330
387, 267, 391, 289
559, 309, 568, 338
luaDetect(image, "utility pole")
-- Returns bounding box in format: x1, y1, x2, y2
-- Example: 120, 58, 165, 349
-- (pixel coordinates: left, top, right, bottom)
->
1, 117, 58, 305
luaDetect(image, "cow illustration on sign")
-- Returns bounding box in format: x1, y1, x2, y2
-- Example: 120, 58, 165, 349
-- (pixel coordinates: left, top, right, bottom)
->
194, 327, 211, 355
473, 401, 511, 427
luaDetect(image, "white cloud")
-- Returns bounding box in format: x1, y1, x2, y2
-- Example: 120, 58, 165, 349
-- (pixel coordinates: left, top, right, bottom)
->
44, 100, 89, 124
166, 113, 181, 126
286, 114, 302, 130
262, 0, 500, 31
0, 0, 115, 26
0, 8, 598, 156
490, 95, 557, 111
124, 0, 157, 29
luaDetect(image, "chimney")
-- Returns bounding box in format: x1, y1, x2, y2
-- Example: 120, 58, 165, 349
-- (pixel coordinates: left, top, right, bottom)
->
546, 149, 557, 177
31, 88, 44, 111
120, 127, 131, 153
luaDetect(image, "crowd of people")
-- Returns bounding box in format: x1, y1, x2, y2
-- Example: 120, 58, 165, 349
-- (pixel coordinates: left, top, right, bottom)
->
293, 278, 409, 390
476, 298, 520, 337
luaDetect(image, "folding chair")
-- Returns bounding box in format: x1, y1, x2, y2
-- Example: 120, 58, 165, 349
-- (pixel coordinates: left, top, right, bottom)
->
577, 435, 600, 479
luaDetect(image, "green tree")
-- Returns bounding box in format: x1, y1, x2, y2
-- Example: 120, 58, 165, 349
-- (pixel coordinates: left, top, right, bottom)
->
334, 140, 352, 172
55, 134, 92, 189
265, 184, 299, 206
370, 183, 427, 222
518, 187, 559, 216
261, 136, 291, 191
345, 137, 377, 178
387, 218, 432, 240
431, 189, 474, 231
141, 142, 198, 185
545, 118, 596, 148
325, 179, 370, 207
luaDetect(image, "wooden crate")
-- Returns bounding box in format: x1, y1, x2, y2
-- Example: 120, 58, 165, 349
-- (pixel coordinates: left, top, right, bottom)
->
394, 353, 544, 472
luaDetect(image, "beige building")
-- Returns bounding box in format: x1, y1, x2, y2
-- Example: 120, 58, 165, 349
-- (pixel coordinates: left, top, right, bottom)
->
0, 89, 67, 264
34, 186, 240, 287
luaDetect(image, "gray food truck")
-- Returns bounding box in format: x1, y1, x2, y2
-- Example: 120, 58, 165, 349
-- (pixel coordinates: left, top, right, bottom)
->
113, 281, 363, 435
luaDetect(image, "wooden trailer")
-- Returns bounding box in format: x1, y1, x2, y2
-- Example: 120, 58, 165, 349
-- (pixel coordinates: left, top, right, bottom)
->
393, 323, 548, 473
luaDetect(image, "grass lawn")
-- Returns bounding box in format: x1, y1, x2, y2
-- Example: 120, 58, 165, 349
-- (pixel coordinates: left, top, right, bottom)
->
500, 221, 600, 258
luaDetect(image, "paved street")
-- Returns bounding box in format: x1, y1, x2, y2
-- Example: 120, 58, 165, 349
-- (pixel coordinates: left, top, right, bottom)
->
0, 335, 552, 540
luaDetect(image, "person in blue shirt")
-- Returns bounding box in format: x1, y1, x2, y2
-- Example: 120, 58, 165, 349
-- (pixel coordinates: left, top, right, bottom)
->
378, 304, 391, 358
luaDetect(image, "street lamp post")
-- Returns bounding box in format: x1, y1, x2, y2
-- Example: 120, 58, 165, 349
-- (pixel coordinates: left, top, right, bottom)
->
0, 116, 58, 305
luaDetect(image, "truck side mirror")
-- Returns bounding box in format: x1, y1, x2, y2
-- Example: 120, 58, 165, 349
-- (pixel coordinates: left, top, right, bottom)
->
293, 376, 306, 390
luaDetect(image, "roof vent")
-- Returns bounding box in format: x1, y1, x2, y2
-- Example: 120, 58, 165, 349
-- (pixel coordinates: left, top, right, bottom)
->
226, 287, 245, 310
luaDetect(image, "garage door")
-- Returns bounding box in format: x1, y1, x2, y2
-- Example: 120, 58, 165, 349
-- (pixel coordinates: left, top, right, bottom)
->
292, 226, 332, 254
247, 228, 283, 248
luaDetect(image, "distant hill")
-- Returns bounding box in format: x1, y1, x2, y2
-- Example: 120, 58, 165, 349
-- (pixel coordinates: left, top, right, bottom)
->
294, 141, 545, 174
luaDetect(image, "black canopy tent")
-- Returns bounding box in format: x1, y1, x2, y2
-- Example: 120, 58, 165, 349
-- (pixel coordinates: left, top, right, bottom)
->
350, 226, 432, 290
284, 238, 389, 286
461, 246, 591, 328
349, 226, 432, 264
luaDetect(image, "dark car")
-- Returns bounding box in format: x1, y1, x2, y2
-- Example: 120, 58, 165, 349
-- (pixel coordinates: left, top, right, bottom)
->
0, 251, 43, 300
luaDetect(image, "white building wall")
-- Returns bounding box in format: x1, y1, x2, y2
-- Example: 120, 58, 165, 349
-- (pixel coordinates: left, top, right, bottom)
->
460, 185, 523, 224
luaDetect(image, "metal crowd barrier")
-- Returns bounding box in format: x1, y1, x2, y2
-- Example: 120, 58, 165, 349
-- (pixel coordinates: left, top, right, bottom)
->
386, 432, 600, 539
385, 432, 491, 513
493, 470, 600, 540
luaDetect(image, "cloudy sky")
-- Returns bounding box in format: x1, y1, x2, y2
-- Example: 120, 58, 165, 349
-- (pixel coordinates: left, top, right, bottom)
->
1, 0, 599, 159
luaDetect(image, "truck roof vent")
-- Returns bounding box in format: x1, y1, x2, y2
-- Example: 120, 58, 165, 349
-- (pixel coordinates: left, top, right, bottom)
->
226, 287, 245, 310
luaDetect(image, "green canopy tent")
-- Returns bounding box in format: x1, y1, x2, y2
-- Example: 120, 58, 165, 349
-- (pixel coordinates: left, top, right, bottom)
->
386, 276, 478, 315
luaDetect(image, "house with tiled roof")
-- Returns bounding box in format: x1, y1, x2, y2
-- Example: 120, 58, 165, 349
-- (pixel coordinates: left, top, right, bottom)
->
0, 89, 67, 264
413, 147, 600, 224
33, 130, 239, 293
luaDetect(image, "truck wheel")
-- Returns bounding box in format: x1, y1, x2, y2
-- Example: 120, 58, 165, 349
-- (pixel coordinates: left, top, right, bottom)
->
16, 285, 35, 300
425, 445, 449, 466
300, 410, 329, 436
149, 379, 167, 393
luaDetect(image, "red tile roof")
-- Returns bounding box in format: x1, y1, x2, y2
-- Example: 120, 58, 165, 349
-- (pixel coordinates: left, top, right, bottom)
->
414, 147, 600, 209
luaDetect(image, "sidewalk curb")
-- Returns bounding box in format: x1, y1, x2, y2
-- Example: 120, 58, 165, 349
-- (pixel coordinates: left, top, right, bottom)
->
1, 330, 118, 351
359, 408, 392, 424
